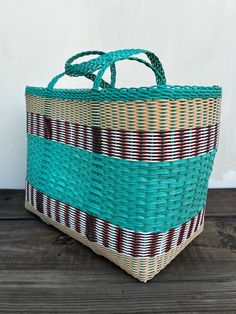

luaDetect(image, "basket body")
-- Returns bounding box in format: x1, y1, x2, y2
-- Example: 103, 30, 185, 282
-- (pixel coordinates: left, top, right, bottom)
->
25, 49, 221, 282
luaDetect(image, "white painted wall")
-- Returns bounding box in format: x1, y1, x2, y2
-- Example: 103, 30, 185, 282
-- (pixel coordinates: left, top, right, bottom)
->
0, 0, 236, 188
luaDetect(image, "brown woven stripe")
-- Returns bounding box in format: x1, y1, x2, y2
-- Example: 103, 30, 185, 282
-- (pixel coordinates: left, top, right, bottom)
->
27, 112, 219, 162
25, 181, 204, 258
25, 200, 203, 283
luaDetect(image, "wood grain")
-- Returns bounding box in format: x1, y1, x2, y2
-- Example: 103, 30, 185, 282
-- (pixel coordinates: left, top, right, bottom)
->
0, 190, 30, 219
0, 189, 236, 313
206, 189, 236, 217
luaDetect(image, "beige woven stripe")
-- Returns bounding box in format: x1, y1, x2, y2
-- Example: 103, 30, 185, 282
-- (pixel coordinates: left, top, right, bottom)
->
26, 94, 221, 131
25, 201, 203, 282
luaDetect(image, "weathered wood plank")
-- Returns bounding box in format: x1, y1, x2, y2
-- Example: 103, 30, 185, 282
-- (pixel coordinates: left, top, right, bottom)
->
0, 189, 31, 219
206, 189, 236, 217
0, 217, 235, 313
1, 188, 236, 219
0, 189, 235, 312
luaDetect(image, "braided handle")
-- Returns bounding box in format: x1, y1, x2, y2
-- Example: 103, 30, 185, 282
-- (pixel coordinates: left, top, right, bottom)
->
48, 50, 116, 89
65, 49, 166, 89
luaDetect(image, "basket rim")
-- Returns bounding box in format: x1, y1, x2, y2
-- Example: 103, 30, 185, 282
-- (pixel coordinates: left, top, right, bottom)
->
25, 84, 222, 102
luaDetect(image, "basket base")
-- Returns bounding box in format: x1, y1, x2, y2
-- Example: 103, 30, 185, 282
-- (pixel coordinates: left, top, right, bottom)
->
25, 201, 203, 282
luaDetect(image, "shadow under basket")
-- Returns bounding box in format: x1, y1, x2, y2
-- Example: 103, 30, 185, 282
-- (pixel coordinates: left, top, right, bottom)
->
25, 48, 221, 282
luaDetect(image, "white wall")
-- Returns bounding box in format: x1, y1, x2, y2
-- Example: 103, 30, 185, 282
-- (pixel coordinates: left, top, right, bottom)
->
0, 0, 236, 188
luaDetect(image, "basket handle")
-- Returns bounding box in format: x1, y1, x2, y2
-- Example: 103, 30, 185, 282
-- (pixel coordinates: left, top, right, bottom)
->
48, 50, 116, 89
65, 48, 166, 89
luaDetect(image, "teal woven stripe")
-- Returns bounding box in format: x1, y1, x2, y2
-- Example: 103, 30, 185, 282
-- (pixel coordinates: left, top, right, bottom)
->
26, 134, 216, 232
25, 85, 222, 102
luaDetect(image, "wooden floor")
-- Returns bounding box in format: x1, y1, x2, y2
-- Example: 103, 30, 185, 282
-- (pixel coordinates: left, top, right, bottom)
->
0, 189, 236, 313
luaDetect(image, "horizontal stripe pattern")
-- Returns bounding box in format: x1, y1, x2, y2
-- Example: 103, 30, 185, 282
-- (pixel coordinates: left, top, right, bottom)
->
26, 94, 221, 131
27, 112, 219, 162
25, 200, 205, 282
27, 133, 216, 232
26, 181, 204, 258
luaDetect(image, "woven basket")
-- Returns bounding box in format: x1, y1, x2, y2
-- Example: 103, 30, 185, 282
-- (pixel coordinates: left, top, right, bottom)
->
25, 49, 222, 282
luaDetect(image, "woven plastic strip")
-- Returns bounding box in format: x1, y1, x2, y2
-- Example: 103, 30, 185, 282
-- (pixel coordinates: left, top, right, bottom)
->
64, 49, 166, 86
26, 85, 222, 102
26, 94, 221, 131
27, 133, 216, 232
25, 199, 204, 282
48, 50, 117, 90
26, 181, 205, 258
27, 111, 219, 162
25, 48, 222, 282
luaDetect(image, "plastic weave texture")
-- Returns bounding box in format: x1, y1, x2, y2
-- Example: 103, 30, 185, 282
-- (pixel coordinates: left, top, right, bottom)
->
25, 49, 222, 282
